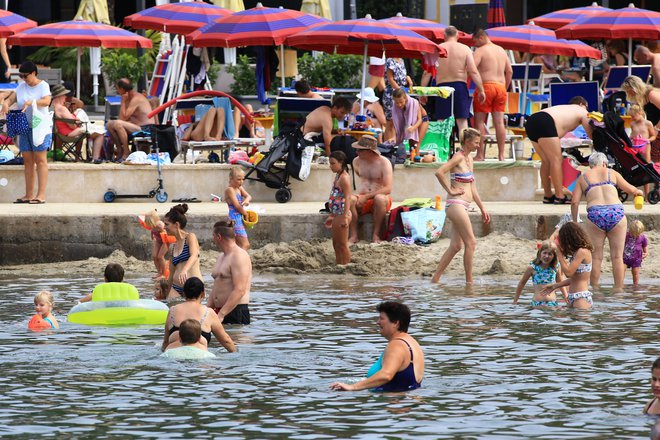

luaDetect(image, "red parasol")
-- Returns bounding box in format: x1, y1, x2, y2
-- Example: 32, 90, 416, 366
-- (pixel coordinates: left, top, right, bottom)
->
0, 10, 36, 37
124, 2, 231, 36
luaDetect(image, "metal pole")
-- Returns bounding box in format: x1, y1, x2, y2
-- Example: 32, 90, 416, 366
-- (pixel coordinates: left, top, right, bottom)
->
136, 0, 147, 92
360, 43, 368, 116
350, 0, 357, 19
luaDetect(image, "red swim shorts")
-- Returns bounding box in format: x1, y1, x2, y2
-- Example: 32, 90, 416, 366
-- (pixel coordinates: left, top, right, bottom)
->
360, 195, 393, 215
473, 82, 507, 114
369, 64, 385, 77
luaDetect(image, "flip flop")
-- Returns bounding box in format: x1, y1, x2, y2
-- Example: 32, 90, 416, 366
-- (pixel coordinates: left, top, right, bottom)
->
28, 199, 46, 204
542, 195, 556, 204
13, 198, 30, 204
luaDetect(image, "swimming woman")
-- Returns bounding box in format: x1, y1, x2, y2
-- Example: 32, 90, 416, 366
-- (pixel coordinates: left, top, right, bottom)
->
432, 128, 490, 284
164, 204, 203, 300
331, 301, 423, 392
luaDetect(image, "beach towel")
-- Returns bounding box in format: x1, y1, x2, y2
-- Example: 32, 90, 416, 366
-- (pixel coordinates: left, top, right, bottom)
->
212, 97, 236, 140
401, 208, 446, 245
392, 96, 420, 145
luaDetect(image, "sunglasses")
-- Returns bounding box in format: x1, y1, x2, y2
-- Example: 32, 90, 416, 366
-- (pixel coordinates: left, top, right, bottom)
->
18, 73, 30, 79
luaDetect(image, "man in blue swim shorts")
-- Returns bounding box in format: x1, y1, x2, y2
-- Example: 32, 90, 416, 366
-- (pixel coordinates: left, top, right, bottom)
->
423, 26, 485, 138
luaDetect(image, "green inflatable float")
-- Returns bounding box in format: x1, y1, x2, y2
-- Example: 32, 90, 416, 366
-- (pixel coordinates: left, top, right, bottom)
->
68, 282, 169, 326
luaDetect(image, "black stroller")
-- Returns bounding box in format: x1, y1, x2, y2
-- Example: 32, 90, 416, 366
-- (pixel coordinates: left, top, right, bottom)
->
240, 123, 313, 203
590, 111, 660, 204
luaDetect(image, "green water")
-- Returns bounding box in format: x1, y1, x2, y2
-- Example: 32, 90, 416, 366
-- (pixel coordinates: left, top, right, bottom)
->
0, 274, 658, 439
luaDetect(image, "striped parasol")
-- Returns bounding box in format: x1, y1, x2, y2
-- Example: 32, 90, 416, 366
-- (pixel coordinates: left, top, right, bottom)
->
124, 2, 231, 35
556, 5, 660, 76
379, 13, 469, 43
285, 15, 446, 115
487, 0, 506, 29
0, 9, 36, 37
188, 3, 329, 48
530, 2, 612, 30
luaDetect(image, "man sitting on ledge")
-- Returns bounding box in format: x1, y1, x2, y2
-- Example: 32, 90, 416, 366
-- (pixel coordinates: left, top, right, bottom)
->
106, 78, 155, 162
349, 135, 393, 244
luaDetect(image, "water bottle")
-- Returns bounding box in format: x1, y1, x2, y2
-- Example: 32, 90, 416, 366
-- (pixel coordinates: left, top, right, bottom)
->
348, 113, 355, 129
615, 98, 622, 114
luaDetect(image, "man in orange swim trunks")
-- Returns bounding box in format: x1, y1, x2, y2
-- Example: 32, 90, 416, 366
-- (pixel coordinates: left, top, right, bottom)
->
472, 29, 512, 161
349, 135, 393, 244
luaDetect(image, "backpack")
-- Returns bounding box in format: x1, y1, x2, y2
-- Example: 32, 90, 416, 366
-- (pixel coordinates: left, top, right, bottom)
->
330, 135, 357, 165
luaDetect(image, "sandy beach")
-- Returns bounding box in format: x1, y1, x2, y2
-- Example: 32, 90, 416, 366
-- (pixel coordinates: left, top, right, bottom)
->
3, 230, 659, 281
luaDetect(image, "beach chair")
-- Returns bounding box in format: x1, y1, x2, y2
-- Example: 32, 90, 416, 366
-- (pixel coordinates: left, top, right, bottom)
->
602, 65, 651, 91
52, 116, 90, 162
549, 81, 600, 112
274, 97, 330, 136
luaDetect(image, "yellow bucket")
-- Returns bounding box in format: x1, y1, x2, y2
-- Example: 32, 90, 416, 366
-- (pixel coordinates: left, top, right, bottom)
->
243, 210, 258, 229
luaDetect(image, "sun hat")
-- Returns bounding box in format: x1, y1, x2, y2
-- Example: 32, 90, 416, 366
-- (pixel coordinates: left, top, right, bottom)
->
50, 84, 70, 99
352, 135, 380, 154
355, 87, 379, 103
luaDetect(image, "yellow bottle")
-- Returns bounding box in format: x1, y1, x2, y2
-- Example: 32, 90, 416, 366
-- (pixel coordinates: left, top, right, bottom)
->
634, 195, 644, 210
435, 195, 442, 210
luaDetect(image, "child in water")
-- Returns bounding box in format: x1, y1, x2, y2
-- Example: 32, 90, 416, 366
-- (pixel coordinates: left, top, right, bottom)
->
144, 209, 169, 280
644, 357, 660, 415
154, 278, 170, 301
225, 166, 252, 250
513, 241, 567, 307
541, 222, 594, 309
623, 220, 649, 286
31, 291, 59, 329
325, 150, 352, 264
162, 319, 216, 359
79, 263, 125, 303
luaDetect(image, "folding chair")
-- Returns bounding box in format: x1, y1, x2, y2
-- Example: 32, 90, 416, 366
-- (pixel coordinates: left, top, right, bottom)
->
52, 116, 90, 162
0, 119, 12, 151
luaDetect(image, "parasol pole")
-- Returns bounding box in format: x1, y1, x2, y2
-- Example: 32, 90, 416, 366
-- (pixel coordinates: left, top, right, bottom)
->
76, 47, 81, 99
359, 42, 368, 116
522, 60, 529, 115
628, 37, 632, 77
280, 44, 285, 88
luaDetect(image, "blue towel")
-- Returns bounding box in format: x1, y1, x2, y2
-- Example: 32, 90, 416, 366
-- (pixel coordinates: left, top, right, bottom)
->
212, 97, 235, 140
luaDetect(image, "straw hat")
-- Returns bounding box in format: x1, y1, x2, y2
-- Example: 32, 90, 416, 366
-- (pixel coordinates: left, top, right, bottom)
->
50, 84, 70, 99
355, 87, 379, 103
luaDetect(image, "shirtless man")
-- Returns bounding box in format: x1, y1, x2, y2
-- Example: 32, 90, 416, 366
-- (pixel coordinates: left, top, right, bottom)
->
524, 96, 592, 205
423, 26, 485, 137
348, 135, 393, 243
472, 29, 512, 161
295, 79, 323, 99
303, 97, 351, 156
208, 220, 252, 325
634, 46, 660, 87
106, 78, 155, 161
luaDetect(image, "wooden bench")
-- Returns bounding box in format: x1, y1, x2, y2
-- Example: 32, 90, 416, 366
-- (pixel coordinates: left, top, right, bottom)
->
483, 134, 523, 160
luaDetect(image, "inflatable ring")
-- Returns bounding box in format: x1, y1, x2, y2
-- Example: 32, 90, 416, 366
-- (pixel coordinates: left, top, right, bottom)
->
242, 210, 258, 229
68, 282, 168, 326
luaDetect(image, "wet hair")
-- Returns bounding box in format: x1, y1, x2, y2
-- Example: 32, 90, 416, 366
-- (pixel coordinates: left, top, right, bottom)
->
155, 278, 169, 300
472, 29, 488, 39
444, 25, 457, 38
629, 219, 645, 238
19, 61, 37, 75
569, 96, 588, 107
294, 79, 311, 94
588, 152, 608, 167
229, 166, 245, 180
558, 222, 593, 255
332, 97, 352, 112
622, 76, 653, 106
329, 150, 349, 174
182, 277, 205, 300
393, 88, 407, 99
653, 357, 660, 371
533, 241, 558, 268
628, 103, 645, 117
376, 301, 411, 333
34, 290, 54, 306
461, 127, 481, 145
213, 219, 236, 240
104, 263, 125, 282
178, 319, 201, 345
144, 209, 160, 229
165, 204, 189, 229
116, 78, 133, 92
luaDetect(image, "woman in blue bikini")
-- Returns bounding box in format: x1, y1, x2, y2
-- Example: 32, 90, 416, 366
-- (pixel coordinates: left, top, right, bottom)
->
330, 301, 424, 392
571, 152, 642, 289
164, 204, 203, 300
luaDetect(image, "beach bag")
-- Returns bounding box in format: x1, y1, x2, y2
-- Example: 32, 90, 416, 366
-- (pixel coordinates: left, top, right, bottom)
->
419, 117, 453, 163
6, 110, 31, 138
228, 150, 249, 164
31, 101, 53, 146
401, 208, 446, 244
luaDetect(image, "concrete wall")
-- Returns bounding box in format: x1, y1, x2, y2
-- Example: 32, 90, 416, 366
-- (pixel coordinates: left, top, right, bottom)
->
0, 162, 541, 204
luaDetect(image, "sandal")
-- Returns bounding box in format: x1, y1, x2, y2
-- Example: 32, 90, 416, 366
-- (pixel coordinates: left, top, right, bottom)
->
553, 196, 571, 205
542, 195, 556, 204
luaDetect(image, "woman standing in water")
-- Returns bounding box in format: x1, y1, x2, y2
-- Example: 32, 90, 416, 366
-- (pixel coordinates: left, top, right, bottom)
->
432, 128, 490, 284
164, 204, 203, 300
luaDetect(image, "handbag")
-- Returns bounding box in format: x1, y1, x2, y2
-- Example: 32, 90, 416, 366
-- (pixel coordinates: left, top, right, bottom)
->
6, 110, 31, 139
400, 208, 446, 244
31, 101, 53, 146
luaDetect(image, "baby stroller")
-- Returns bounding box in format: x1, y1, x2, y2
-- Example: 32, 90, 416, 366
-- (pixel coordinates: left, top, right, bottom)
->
240, 123, 314, 203
590, 111, 660, 204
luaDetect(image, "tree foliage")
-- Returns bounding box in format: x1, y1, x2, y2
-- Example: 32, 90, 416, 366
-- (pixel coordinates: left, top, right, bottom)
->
297, 53, 363, 89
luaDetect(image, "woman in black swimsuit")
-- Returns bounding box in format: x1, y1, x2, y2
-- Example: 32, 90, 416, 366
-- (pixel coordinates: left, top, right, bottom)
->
161, 277, 236, 353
